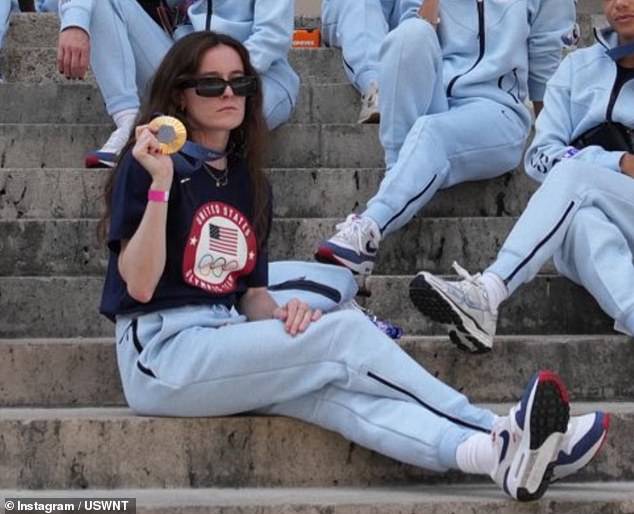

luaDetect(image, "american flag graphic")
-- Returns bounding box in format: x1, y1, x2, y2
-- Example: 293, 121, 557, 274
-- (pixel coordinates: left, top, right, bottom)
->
208, 223, 239, 256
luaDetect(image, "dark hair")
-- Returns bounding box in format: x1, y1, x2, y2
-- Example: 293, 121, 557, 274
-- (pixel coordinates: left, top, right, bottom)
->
98, 31, 270, 247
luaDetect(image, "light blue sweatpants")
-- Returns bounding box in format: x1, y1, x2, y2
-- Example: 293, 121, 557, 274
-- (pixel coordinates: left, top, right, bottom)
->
363, 18, 528, 235
320, 0, 418, 94
115, 304, 495, 472
86, 0, 295, 129
487, 160, 634, 336
0, 0, 18, 53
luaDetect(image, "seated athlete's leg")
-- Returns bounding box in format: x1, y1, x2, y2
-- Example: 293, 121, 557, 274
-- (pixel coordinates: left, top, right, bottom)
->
321, 0, 388, 94
264, 372, 576, 502
408, 159, 634, 352
115, 307, 491, 432
378, 17, 448, 169
367, 98, 526, 237
85, 0, 172, 167
554, 205, 634, 336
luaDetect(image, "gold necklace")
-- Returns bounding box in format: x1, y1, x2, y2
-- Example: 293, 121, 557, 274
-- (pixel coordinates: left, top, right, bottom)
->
203, 163, 229, 187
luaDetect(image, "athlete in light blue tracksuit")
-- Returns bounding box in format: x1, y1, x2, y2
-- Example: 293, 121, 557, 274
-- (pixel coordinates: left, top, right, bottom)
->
321, 0, 420, 123
57, 0, 299, 167
316, 0, 577, 275
104, 31, 605, 501
408, 10, 634, 353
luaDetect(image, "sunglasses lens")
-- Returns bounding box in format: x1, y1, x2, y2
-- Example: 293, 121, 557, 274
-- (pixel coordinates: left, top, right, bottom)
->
229, 76, 257, 96
196, 78, 228, 97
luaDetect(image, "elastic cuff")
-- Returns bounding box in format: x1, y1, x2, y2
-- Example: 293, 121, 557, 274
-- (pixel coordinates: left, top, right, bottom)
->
105, 96, 141, 117
528, 80, 546, 102
60, 7, 92, 34
363, 201, 396, 235
438, 424, 474, 470
616, 309, 634, 337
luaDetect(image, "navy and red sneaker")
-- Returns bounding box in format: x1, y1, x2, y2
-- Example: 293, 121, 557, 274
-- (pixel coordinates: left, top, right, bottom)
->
315, 214, 381, 276
490, 370, 570, 501
85, 150, 118, 169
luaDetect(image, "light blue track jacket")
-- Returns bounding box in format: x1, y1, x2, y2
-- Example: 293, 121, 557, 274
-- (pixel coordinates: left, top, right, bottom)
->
411, 0, 576, 129
525, 26, 634, 182
58, 0, 299, 97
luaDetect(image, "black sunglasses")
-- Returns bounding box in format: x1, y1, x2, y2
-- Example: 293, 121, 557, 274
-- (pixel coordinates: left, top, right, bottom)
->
179, 75, 258, 97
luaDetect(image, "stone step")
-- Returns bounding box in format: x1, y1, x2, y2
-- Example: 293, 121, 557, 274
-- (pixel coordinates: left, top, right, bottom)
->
0, 168, 537, 220
0, 403, 630, 488
0, 276, 616, 338
0, 82, 362, 125
1, 335, 631, 407
0, 123, 380, 169
1, 46, 348, 85
1, 216, 556, 277
0, 484, 633, 514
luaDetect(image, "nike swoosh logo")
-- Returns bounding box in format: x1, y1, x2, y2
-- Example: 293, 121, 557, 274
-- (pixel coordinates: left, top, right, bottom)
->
499, 430, 511, 463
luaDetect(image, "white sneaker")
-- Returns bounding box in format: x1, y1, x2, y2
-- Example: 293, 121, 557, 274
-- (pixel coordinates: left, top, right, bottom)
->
315, 214, 381, 275
551, 411, 610, 482
491, 370, 570, 501
358, 80, 380, 124
409, 262, 497, 353
85, 124, 133, 168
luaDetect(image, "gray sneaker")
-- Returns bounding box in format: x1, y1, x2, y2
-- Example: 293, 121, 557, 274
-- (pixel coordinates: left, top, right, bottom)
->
409, 262, 497, 353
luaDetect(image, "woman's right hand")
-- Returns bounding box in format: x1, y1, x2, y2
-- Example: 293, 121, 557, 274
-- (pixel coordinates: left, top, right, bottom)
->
132, 125, 174, 189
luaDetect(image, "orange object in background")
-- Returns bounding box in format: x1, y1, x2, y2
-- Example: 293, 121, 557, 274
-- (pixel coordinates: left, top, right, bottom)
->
293, 28, 321, 48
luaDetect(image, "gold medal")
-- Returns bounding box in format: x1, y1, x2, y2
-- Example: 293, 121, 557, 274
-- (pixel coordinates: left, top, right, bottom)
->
149, 116, 187, 155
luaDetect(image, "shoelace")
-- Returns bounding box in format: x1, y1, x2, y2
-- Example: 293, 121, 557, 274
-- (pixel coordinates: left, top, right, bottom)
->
452, 261, 482, 284
335, 215, 372, 250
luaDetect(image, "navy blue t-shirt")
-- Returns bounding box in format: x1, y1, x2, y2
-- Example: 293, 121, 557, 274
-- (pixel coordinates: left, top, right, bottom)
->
99, 151, 271, 321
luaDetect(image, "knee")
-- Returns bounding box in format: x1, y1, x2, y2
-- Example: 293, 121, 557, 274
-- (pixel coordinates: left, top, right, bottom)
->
543, 159, 599, 196
557, 206, 605, 262
381, 17, 439, 63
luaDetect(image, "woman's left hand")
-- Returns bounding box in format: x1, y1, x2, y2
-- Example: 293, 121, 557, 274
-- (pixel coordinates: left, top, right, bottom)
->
273, 298, 322, 336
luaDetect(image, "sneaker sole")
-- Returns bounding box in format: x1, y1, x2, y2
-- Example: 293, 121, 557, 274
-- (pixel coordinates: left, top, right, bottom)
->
512, 371, 570, 502
409, 273, 492, 353
358, 111, 380, 124
550, 411, 610, 482
315, 244, 374, 276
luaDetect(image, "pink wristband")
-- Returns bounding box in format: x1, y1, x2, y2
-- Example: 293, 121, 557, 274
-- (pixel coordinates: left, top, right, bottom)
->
147, 189, 170, 203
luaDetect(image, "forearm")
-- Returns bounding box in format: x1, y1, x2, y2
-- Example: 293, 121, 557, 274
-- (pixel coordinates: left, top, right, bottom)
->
239, 288, 278, 321
118, 197, 169, 302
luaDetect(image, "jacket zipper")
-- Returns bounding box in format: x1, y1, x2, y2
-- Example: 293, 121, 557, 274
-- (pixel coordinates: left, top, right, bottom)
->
605, 64, 633, 122
268, 278, 342, 304
446, 0, 485, 97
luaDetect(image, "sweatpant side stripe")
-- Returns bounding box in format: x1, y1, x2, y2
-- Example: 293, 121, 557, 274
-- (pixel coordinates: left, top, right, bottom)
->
505, 201, 576, 284
380, 174, 437, 233
367, 371, 490, 433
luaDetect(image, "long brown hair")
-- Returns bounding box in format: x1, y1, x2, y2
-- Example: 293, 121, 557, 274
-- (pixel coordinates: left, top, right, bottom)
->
98, 31, 270, 246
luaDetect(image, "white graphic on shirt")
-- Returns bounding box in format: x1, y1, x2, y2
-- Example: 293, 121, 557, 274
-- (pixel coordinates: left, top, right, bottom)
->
183, 201, 257, 295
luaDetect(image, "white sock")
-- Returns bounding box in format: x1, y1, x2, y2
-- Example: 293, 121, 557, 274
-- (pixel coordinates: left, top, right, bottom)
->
112, 108, 138, 130
480, 272, 508, 311
456, 431, 497, 476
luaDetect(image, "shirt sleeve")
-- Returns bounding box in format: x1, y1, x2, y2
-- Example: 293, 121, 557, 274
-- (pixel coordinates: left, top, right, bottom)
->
527, 0, 576, 101
524, 54, 626, 182
246, 182, 273, 288
59, 0, 95, 33
107, 151, 153, 254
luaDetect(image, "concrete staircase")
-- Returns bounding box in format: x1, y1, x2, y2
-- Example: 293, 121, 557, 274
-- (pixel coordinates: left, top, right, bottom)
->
0, 2, 633, 512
